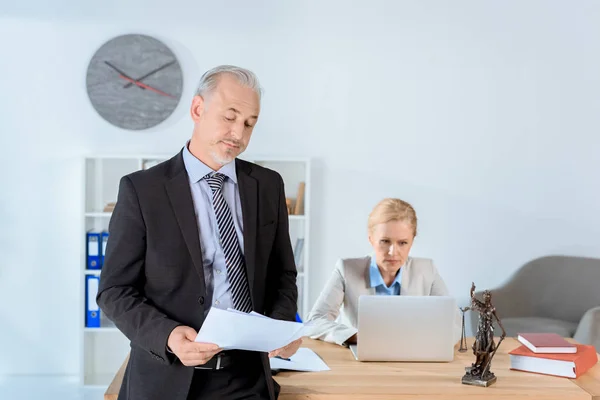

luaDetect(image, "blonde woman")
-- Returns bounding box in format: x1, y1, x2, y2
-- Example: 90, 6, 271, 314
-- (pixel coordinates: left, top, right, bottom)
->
306, 198, 461, 346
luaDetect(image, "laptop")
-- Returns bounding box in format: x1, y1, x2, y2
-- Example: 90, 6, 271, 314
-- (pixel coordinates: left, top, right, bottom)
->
349, 295, 456, 362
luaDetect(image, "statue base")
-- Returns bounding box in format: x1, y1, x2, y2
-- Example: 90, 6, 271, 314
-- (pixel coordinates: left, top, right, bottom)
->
461, 366, 497, 387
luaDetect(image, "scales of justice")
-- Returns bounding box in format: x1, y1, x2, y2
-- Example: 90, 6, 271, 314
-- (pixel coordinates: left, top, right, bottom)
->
458, 282, 507, 387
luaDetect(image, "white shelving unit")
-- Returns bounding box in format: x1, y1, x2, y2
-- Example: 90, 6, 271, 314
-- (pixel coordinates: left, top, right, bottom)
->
244, 156, 311, 321
82, 155, 168, 388
81, 154, 310, 387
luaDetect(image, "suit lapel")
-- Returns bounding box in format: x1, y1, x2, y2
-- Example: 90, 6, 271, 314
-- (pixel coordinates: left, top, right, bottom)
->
364, 260, 376, 295
236, 159, 257, 304
400, 260, 411, 295
165, 158, 206, 296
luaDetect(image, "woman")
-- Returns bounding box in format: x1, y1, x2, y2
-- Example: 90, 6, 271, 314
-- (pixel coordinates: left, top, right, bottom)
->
306, 198, 460, 346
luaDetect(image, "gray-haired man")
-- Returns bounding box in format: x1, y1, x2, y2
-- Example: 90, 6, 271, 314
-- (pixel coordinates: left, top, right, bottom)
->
98, 65, 300, 400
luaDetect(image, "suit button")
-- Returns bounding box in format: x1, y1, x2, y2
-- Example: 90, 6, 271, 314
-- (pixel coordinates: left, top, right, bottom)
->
198, 296, 204, 305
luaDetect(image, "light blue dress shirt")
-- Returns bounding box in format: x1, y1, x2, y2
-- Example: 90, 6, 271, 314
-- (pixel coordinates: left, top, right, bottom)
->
182, 144, 245, 316
369, 256, 402, 296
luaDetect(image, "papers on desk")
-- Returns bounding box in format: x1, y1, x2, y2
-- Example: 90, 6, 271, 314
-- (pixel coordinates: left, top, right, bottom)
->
195, 308, 309, 352
270, 348, 330, 372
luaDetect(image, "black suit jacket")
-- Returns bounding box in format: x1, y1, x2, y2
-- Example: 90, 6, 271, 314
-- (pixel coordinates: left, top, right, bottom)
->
97, 151, 298, 400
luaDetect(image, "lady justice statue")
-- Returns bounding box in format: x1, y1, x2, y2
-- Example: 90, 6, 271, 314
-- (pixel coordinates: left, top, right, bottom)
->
459, 282, 506, 387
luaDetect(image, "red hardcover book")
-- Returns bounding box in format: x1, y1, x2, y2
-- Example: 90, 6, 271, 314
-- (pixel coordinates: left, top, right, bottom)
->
509, 344, 598, 378
518, 333, 577, 354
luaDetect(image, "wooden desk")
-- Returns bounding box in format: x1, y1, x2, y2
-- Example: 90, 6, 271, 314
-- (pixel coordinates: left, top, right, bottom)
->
106, 353, 128, 400
105, 338, 600, 400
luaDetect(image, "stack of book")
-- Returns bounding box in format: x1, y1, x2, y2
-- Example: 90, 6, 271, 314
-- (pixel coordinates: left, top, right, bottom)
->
509, 333, 598, 378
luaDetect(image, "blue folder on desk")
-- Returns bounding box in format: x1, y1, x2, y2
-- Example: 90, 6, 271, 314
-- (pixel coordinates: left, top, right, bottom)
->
86, 232, 101, 270
86, 275, 100, 328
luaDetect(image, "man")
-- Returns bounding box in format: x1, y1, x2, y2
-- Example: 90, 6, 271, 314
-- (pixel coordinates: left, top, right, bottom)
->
97, 65, 300, 400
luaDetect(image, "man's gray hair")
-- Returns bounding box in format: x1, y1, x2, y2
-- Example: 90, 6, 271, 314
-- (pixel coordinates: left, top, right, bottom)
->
195, 65, 263, 101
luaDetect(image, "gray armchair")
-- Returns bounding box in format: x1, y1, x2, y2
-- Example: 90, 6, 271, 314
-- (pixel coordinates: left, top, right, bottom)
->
469, 255, 600, 352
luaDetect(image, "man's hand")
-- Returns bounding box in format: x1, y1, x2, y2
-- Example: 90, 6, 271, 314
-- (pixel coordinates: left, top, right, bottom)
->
268, 338, 302, 359
167, 326, 221, 367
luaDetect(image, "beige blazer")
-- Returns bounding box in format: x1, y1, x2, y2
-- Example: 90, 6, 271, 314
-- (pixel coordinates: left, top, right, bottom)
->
306, 256, 462, 346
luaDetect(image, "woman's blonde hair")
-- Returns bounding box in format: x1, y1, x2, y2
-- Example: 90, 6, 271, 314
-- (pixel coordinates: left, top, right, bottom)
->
368, 198, 418, 237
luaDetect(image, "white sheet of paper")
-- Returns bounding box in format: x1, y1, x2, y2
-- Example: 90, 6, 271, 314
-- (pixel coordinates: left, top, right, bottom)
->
195, 308, 307, 352
270, 348, 330, 372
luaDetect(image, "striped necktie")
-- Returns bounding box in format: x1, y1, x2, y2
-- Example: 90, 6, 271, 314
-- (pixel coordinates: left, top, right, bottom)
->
205, 172, 253, 313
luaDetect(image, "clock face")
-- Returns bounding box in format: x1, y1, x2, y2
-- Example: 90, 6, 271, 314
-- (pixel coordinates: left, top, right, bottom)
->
86, 34, 184, 130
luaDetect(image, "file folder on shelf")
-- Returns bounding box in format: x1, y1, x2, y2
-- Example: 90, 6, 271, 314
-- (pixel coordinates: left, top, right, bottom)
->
85, 275, 101, 328
86, 232, 101, 270
100, 231, 109, 267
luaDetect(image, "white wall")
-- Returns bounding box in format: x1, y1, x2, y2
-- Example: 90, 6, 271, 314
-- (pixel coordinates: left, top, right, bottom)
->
1, 0, 599, 375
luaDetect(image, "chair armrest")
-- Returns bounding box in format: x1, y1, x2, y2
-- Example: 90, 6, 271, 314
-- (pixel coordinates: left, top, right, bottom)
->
574, 306, 600, 352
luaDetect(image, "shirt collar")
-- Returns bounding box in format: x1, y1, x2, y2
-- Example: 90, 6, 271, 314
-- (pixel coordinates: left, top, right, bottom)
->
182, 141, 238, 184
369, 256, 402, 289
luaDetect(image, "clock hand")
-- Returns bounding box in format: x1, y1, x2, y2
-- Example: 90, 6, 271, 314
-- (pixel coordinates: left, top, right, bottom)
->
104, 61, 137, 80
104, 61, 146, 90
105, 60, 175, 98
117, 74, 176, 99
123, 60, 176, 89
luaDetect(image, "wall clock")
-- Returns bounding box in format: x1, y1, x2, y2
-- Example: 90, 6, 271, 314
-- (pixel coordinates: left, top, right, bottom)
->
86, 34, 183, 130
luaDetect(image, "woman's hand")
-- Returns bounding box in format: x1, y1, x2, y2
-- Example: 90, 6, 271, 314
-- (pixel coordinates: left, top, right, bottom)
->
346, 333, 358, 344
